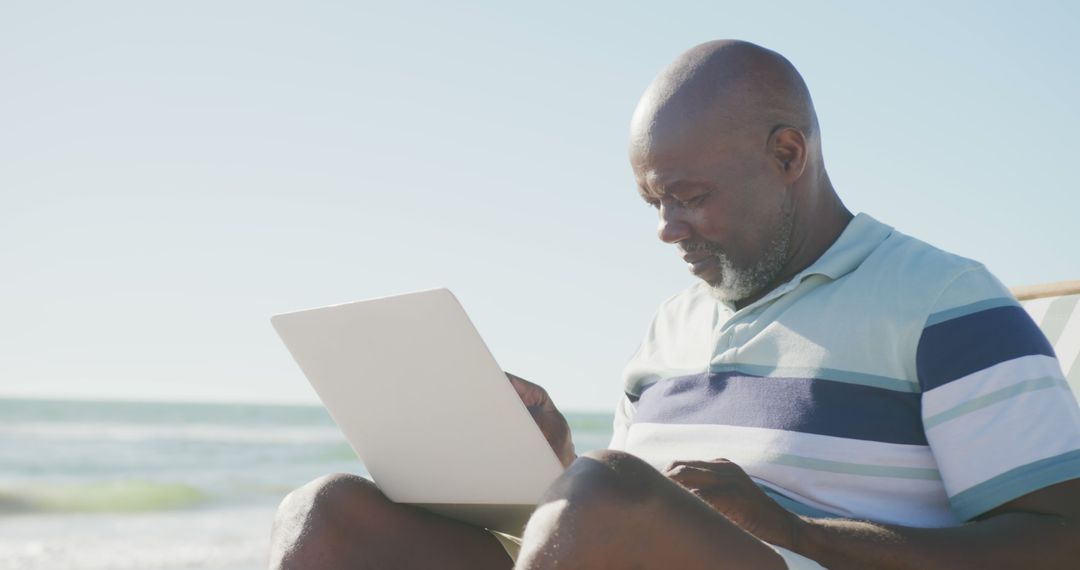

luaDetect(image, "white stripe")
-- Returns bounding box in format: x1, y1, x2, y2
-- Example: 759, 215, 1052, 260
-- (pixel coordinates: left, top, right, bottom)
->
623, 423, 956, 527
623, 422, 938, 471
1022, 296, 1055, 328
927, 388, 1080, 495
1054, 301, 1080, 384
921, 355, 1064, 417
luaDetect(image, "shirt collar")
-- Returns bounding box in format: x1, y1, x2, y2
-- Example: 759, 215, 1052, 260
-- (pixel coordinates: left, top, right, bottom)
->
722, 212, 894, 313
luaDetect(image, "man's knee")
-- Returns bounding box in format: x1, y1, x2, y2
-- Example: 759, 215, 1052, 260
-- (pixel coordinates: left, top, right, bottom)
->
576, 448, 664, 484
270, 473, 389, 569
527, 450, 666, 535
547, 449, 666, 506
275, 472, 387, 527
518, 451, 673, 568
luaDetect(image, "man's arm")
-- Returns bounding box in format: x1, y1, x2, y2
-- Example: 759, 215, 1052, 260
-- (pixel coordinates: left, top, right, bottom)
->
666, 459, 1080, 569
795, 478, 1080, 569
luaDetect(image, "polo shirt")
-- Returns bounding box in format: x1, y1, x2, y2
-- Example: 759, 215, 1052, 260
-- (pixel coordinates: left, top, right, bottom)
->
610, 213, 1080, 527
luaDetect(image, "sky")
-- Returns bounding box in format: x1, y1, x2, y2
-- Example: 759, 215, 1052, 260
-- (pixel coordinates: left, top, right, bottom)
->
2, 1, 1078, 412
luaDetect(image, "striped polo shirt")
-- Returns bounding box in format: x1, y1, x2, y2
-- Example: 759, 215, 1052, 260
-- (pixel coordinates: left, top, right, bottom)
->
610, 213, 1080, 527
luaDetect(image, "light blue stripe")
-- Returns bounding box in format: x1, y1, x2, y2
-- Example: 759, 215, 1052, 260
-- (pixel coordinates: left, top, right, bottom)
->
769, 453, 941, 480
761, 486, 843, 519
710, 363, 918, 393
925, 297, 1018, 328
951, 449, 1080, 521
924, 376, 1070, 429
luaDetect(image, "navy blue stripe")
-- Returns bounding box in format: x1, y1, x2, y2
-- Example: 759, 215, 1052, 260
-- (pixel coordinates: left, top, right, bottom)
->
633, 372, 926, 445
917, 305, 1055, 392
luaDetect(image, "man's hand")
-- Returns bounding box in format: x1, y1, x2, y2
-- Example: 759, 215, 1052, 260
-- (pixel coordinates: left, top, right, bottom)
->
506, 373, 576, 468
664, 458, 802, 549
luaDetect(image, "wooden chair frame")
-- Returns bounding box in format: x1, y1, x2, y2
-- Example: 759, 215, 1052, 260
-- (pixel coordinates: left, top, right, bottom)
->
1010, 280, 1080, 301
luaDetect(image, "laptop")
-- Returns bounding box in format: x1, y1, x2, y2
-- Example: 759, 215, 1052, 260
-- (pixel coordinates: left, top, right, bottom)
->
270, 288, 565, 534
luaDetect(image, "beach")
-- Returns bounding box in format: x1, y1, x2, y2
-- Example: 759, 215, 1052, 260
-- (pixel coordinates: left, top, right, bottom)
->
0, 398, 614, 570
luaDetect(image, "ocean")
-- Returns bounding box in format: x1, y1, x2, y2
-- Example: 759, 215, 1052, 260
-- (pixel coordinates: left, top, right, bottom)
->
0, 398, 614, 570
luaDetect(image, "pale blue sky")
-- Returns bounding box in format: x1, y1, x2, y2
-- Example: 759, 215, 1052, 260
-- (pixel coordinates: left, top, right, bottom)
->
2, 1, 1078, 411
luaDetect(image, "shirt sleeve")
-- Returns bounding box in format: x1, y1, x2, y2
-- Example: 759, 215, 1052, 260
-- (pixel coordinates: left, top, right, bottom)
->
918, 266, 1080, 521
608, 394, 636, 450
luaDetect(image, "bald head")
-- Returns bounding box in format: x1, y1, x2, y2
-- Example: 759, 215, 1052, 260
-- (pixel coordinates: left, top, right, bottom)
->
630, 40, 820, 164
629, 41, 850, 309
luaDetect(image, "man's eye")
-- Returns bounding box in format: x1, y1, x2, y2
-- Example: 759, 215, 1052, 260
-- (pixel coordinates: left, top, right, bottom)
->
677, 194, 706, 208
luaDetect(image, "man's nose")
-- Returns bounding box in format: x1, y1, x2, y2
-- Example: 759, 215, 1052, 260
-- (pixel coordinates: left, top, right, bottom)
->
657, 205, 691, 244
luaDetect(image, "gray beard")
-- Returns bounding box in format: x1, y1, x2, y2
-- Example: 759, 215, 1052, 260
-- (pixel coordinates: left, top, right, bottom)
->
704, 208, 794, 305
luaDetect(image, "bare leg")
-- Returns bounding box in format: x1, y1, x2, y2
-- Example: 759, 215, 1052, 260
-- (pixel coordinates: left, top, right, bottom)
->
515, 450, 787, 570
269, 473, 513, 570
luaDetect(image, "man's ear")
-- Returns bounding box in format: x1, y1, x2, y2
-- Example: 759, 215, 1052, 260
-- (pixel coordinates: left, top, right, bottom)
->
768, 126, 808, 184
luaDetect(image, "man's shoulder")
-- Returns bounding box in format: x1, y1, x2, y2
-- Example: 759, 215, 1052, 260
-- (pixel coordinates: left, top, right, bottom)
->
857, 225, 1008, 311
869, 226, 983, 284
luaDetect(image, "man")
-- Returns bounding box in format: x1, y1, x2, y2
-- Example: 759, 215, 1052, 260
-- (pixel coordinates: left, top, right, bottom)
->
269, 40, 1080, 569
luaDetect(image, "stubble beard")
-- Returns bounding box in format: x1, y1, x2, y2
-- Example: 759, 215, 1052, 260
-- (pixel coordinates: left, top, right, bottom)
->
701, 206, 795, 305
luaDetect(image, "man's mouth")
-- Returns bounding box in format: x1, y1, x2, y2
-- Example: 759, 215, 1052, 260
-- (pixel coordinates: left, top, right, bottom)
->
681, 250, 711, 263
681, 250, 719, 275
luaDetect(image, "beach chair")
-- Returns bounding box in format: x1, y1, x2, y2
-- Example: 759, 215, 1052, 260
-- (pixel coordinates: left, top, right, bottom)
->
1013, 280, 1080, 397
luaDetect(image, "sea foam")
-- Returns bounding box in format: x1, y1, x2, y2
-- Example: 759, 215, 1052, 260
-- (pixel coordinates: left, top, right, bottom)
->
0, 480, 208, 514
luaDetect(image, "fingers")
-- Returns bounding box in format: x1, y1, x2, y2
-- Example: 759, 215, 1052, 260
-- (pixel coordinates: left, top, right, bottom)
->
663, 459, 750, 491
506, 372, 557, 411
665, 466, 733, 487
664, 458, 739, 472
665, 467, 715, 489
506, 372, 540, 405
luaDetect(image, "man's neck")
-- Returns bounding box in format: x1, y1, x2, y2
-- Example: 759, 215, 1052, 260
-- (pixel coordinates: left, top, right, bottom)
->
732, 182, 852, 311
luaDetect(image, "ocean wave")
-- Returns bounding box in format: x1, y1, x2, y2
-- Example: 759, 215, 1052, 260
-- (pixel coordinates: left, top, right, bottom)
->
567, 414, 615, 431
0, 481, 209, 514
317, 442, 359, 461
0, 506, 271, 570
0, 421, 344, 445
